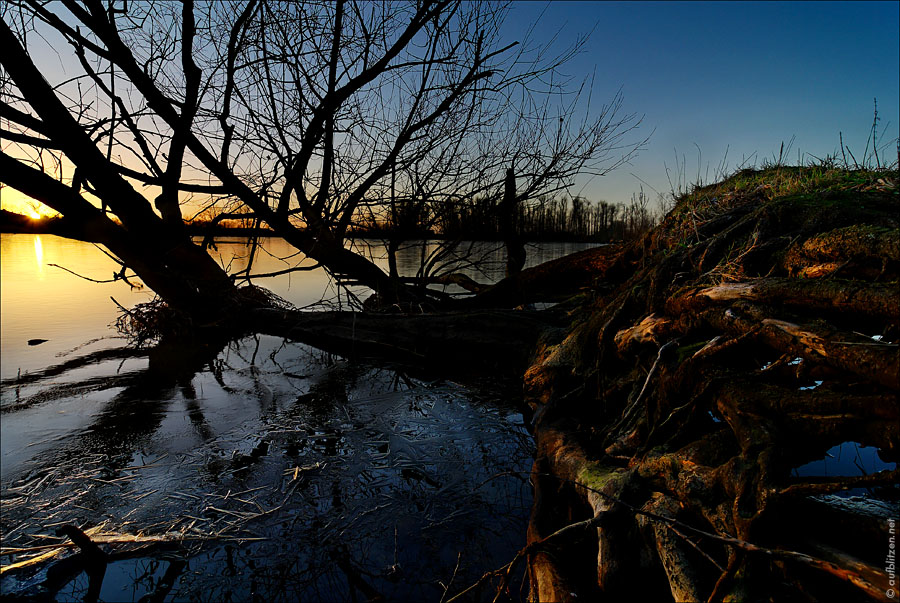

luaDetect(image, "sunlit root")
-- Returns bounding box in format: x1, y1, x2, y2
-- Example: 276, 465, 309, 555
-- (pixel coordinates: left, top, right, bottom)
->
667, 278, 900, 319
783, 224, 899, 279
613, 314, 677, 354
701, 305, 899, 390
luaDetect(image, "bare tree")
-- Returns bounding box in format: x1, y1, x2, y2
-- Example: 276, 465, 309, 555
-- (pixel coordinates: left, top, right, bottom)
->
1, 0, 644, 316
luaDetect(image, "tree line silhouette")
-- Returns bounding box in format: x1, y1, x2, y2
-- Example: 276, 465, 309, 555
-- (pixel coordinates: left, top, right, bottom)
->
349, 188, 660, 242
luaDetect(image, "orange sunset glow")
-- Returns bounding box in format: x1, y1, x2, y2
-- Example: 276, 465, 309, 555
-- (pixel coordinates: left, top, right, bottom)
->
0, 188, 56, 219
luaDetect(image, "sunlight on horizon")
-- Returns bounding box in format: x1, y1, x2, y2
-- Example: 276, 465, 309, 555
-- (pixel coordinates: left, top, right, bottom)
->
1, 187, 55, 219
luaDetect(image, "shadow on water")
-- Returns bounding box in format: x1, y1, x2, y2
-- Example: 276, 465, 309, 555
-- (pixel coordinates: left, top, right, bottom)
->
1, 333, 535, 602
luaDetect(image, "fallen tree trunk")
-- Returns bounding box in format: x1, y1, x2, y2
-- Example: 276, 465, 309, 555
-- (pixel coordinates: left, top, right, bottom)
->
456, 243, 625, 308
248, 307, 559, 374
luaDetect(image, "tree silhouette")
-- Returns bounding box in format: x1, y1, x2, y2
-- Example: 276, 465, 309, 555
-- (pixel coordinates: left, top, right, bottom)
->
1, 0, 643, 314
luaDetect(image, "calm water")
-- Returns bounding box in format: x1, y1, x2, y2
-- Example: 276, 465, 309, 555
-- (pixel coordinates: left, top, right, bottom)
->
0, 234, 597, 601
1, 235, 595, 381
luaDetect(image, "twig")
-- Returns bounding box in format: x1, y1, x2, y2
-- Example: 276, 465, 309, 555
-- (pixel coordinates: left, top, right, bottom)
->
439, 552, 463, 603
446, 560, 514, 603
666, 523, 725, 573
48, 263, 121, 283
613, 340, 678, 433
448, 512, 603, 602
238, 263, 322, 280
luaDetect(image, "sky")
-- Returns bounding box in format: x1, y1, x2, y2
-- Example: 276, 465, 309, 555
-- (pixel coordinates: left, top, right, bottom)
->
1, 1, 898, 217
502, 1, 900, 206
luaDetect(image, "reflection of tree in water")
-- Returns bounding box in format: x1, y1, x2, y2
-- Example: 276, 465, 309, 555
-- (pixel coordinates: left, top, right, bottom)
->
1, 336, 534, 602
0, 337, 231, 602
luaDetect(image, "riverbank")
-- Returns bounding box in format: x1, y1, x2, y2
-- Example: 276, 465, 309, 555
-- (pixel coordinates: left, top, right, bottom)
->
1, 165, 897, 601
519, 164, 898, 601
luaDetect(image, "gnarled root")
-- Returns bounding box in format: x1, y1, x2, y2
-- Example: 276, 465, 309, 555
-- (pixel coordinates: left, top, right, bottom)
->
524, 171, 899, 602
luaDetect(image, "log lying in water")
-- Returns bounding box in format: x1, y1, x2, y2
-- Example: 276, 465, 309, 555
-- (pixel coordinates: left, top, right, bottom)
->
248, 307, 557, 373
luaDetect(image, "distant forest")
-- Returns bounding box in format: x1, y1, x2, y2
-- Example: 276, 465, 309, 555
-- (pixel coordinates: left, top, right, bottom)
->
2, 188, 662, 244
190, 190, 662, 242
3, 190, 661, 244
442, 192, 658, 241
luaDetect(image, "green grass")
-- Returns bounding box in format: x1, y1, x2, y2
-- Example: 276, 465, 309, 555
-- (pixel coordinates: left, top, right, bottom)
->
657, 163, 898, 249
685, 165, 897, 202
679, 164, 897, 212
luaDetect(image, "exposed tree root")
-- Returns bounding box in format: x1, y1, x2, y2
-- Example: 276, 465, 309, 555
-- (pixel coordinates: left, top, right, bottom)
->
522, 167, 899, 602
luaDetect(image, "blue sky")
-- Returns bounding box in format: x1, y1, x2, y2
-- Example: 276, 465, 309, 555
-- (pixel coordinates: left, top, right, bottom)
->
503, 1, 900, 205
3, 1, 897, 218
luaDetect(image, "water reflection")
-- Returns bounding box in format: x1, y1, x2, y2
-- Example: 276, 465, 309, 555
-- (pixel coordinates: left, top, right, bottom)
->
1, 233, 599, 381
1, 234, 152, 381
1, 335, 533, 601
0, 234, 598, 601
33, 235, 43, 278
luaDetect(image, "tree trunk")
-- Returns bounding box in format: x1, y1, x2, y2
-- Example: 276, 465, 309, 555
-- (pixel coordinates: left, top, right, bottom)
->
0, 151, 238, 321
248, 307, 557, 374
501, 168, 526, 278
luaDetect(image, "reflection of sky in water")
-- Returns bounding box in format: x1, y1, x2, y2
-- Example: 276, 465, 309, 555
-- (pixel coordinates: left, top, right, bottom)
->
794, 441, 897, 497
1, 335, 535, 601
1, 234, 152, 380
1, 235, 590, 601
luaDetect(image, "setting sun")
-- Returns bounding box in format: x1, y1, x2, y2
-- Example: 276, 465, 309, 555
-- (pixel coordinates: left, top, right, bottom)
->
0, 188, 55, 219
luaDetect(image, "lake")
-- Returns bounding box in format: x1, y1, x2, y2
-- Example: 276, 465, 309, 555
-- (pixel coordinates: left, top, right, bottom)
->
0, 234, 598, 602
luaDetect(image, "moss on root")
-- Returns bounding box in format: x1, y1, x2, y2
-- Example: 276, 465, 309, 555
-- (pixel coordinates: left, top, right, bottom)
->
577, 462, 627, 493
